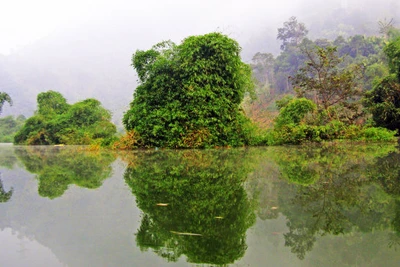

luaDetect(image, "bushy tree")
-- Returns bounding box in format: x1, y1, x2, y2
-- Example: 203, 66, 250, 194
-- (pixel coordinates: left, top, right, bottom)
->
0, 115, 26, 142
14, 91, 116, 145
123, 33, 255, 148
364, 37, 400, 131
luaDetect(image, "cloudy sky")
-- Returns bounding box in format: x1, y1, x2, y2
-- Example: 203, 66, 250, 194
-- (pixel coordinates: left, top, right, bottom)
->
0, 0, 315, 55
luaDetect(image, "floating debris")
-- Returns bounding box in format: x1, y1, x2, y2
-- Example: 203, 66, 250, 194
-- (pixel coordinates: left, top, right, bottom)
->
170, 231, 202, 236
156, 203, 169, 206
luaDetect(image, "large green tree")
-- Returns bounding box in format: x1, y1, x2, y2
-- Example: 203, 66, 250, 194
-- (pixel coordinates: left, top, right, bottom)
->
14, 90, 116, 145
123, 32, 255, 148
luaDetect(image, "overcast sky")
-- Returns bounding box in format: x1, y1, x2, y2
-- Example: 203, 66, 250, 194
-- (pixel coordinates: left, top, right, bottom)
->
0, 0, 314, 55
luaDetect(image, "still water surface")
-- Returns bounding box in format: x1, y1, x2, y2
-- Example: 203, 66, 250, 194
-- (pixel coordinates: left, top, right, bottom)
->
1, 143, 400, 267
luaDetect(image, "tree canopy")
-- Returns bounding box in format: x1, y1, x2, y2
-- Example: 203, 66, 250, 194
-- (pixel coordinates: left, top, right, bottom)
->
364, 37, 400, 131
123, 32, 255, 148
14, 90, 116, 145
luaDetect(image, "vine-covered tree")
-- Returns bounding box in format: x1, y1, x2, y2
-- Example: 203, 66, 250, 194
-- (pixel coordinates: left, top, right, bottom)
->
123, 32, 255, 148
14, 90, 116, 145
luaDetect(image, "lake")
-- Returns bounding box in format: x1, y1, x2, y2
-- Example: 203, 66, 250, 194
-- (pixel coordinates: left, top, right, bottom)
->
1, 143, 400, 267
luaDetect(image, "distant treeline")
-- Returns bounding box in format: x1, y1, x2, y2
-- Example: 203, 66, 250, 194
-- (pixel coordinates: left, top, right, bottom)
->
1, 17, 400, 148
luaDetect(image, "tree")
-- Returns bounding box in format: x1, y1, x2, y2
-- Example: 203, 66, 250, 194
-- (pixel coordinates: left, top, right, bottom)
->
0, 92, 12, 114
14, 91, 116, 145
364, 37, 400, 131
291, 46, 363, 123
0, 178, 12, 203
277, 17, 308, 51
37, 90, 69, 117
378, 18, 395, 40
123, 33, 255, 148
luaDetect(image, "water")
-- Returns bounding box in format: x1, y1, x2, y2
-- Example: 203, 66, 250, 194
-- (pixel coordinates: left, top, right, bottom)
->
1, 143, 400, 267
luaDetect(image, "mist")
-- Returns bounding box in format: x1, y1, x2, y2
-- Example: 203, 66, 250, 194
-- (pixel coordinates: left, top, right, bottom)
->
0, 0, 398, 126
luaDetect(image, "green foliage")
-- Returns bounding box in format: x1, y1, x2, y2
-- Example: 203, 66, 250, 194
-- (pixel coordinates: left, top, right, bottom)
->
124, 149, 258, 264
14, 91, 116, 146
384, 37, 400, 81
364, 37, 400, 132
0, 115, 26, 142
291, 46, 363, 123
264, 144, 400, 260
15, 146, 116, 199
123, 32, 255, 148
37, 90, 69, 117
274, 98, 316, 129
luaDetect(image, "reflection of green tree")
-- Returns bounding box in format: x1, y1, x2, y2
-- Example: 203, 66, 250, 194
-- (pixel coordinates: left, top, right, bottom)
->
372, 152, 400, 198
0, 145, 19, 169
0, 178, 12, 202
273, 144, 399, 260
124, 149, 257, 265
370, 151, 400, 236
15, 146, 116, 199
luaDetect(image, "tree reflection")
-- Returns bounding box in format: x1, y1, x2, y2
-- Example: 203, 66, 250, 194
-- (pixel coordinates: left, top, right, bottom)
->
0, 178, 12, 203
15, 146, 116, 199
273, 144, 399, 260
124, 149, 258, 266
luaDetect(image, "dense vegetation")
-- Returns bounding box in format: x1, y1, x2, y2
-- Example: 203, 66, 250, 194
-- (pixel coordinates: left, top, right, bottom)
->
122, 33, 255, 148
15, 146, 116, 199
364, 37, 400, 131
0, 115, 25, 142
14, 90, 117, 146
244, 17, 400, 145
124, 149, 258, 264
1, 17, 400, 147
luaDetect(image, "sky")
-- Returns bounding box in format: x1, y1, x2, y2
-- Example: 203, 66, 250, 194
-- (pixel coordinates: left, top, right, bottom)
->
0, 0, 306, 55
0, 0, 101, 54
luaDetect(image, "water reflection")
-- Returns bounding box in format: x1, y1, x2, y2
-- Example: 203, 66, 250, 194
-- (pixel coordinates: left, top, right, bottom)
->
1, 144, 400, 266
0, 178, 12, 203
124, 149, 259, 265
265, 144, 400, 261
14, 146, 116, 199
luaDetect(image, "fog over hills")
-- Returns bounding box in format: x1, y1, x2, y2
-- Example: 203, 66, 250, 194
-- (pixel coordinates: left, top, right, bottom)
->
0, 0, 398, 127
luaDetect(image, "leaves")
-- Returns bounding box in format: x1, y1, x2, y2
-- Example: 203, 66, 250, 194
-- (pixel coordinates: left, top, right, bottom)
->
123, 32, 255, 148
14, 91, 116, 145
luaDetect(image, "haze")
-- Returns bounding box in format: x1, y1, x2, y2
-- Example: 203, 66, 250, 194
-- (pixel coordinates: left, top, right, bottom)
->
0, 0, 398, 125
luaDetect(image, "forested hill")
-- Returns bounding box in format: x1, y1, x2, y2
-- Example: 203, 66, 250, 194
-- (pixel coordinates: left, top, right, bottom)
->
0, 0, 398, 127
